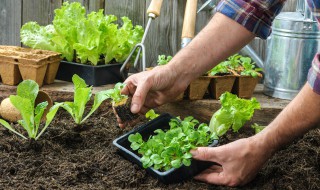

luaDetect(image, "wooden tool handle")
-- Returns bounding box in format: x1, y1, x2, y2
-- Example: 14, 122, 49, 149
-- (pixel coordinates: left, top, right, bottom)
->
182, 0, 198, 39
147, 0, 164, 17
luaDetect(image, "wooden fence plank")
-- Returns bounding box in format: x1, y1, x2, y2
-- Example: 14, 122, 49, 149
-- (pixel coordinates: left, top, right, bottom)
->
49, 0, 63, 23
0, 0, 22, 46
104, 0, 145, 26
22, 0, 51, 26
144, 0, 185, 67
88, 0, 105, 13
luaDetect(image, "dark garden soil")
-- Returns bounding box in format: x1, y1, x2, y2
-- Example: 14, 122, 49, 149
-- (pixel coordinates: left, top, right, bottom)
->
0, 103, 319, 190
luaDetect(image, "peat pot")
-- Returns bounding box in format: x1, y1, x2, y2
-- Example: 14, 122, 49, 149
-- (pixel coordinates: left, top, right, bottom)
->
113, 113, 218, 184
208, 75, 236, 99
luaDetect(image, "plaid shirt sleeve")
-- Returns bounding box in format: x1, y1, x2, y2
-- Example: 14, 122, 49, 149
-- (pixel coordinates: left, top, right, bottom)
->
215, 0, 285, 39
217, 0, 320, 94
307, 0, 320, 94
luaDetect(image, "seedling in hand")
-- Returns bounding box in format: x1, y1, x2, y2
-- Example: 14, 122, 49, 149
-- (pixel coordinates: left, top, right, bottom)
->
103, 83, 139, 122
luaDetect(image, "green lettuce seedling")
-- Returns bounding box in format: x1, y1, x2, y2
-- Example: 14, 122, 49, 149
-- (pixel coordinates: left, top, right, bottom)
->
0, 80, 62, 140
61, 74, 110, 125
145, 109, 159, 121
128, 117, 217, 171
251, 123, 266, 134
239, 57, 263, 77
157, 55, 172, 66
102, 82, 139, 122
209, 92, 261, 137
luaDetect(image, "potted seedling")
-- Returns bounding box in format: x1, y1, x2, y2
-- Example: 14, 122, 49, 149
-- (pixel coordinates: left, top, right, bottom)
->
231, 56, 263, 98
103, 82, 139, 122
0, 80, 62, 140
113, 92, 261, 183
206, 54, 240, 99
20, 2, 144, 86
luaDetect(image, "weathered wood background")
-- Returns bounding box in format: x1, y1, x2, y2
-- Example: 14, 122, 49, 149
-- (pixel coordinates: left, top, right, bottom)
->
0, 0, 297, 66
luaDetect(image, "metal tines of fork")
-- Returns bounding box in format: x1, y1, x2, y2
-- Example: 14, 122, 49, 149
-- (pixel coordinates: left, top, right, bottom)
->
120, 0, 164, 79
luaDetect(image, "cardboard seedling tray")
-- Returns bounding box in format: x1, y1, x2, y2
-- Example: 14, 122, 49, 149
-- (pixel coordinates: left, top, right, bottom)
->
113, 113, 218, 184
0, 46, 61, 86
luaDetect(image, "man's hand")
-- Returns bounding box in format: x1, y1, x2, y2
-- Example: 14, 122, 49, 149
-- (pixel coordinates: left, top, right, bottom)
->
117, 65, 188, 128
191, 135, 273, 186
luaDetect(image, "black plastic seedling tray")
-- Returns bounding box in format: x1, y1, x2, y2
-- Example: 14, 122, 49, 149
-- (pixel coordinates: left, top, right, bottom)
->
113, 113, 219, 184
56, 60, 123, 86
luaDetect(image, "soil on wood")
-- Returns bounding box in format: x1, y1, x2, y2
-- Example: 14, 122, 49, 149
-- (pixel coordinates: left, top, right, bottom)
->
0, 104, 319, 190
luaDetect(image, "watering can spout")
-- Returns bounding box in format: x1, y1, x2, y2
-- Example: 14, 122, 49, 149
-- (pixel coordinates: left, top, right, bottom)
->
240, 45, 264, 69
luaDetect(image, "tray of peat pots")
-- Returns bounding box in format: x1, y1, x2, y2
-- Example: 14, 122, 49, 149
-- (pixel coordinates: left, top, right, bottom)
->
230, 54, 263, 99
113, 113, 219, 184
0, 46, 61, 87
206, 55, 240, 99
20, 2, 144, 86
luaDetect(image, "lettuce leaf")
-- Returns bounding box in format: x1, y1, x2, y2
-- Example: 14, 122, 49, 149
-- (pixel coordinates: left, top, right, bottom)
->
209, 92, 261, 136
20, 2, 144, 65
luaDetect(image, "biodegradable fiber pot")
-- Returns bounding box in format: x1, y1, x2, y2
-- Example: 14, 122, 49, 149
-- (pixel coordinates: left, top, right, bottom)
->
208, 75, 236, 99
0, 91, 53, 122
113, 113, 218, 184
56, 60, 123, 86
232, 76, 261, 99
0, 46, 61, 87
0, 61, 22, 85
188, 76, 211, 100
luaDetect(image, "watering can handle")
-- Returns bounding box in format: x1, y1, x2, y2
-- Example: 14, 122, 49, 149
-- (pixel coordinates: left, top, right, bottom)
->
182, 0, 198, 39
147, 0, 164, 18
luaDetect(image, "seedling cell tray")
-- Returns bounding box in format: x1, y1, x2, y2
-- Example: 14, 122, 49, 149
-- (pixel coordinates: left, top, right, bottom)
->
56, 60, 123, 86
113, 113, 219, 184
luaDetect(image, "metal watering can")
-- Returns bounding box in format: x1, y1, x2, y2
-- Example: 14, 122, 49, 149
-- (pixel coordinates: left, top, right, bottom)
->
198, 0, 320, 100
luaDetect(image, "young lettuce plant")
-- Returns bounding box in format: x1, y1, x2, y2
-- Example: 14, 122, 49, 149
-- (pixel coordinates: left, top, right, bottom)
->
102, 82, 139, 122
61, 74, 110, 125
239, 56, 263, 77
209, 92, 261, 137
128, 117, 217, 171
0, 80, 62, 140
157, 55, 172, 66
145, 109, 159, 121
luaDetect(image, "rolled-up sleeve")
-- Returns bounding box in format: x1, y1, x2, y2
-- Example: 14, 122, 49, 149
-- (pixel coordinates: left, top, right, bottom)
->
216, 0, 285, 39
308, 54, 320, 94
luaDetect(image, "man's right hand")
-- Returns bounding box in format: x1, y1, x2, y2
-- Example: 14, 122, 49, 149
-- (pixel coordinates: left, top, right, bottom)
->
118, 65, 188, 128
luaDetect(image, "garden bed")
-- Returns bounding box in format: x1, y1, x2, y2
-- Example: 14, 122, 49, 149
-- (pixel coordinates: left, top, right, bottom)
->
0, 102, 319, 189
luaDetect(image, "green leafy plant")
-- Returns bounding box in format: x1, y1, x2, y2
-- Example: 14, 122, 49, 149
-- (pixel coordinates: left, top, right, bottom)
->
128, 117, 217, 171
209, 92, 261, 137
239, 57, 263, 77
101, 82, 127, 105
61, 74, 110, 125
0, 80, 62, 140
157, 55, 172, 66
20, 2, 144, 65
145, 109, 160, 121
251, 123, 266, 134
